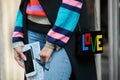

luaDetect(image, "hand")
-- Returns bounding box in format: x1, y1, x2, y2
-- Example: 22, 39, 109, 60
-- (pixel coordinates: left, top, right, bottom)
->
40, 46, 53, 62
14, 46, 26, 68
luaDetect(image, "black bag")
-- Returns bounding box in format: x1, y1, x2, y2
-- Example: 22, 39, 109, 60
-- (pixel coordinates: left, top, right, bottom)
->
75, 0, 103, 55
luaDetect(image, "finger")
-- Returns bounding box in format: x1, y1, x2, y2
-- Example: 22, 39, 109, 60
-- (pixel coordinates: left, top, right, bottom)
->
45, 57, 50, 62
40, 54, 46, 62
14, 51, 22, 61
17, 60, 25, 68
19, 52, 27, 61
14, 50, 19, 57
14, 48, 26, 61
40, 56, 46, 62
18, 61, 25, 68
15, 56, 25, 68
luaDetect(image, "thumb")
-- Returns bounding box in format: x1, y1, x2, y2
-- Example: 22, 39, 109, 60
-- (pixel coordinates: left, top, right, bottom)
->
19, 52, 27, 61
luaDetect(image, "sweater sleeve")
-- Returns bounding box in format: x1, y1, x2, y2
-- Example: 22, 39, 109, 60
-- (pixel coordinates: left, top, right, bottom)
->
46, 0, 83, 47
12, 8, 24, 48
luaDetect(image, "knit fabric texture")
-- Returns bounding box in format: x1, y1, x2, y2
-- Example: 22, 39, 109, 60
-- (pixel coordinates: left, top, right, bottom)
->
26, 0, 46, 16
12, 0, 83, 48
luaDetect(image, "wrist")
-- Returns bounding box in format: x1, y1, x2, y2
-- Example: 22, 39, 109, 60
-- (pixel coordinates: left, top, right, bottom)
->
45, 41, 55, 50
12, 41, 24, 48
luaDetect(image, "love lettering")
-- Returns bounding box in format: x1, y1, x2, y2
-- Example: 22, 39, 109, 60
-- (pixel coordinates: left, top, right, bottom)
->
79, 31, 103, 54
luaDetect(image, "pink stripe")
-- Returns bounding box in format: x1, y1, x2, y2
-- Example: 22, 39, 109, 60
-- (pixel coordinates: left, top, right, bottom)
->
48, 30, 70, 43
12, 32, 23, 38
63, 0, 83, 8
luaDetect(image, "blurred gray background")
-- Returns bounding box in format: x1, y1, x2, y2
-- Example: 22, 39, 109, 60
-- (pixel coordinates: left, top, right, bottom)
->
0, 0, 24, 80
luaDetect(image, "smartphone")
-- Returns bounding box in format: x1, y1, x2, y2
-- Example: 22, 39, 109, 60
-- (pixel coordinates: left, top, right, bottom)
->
23, 48, 36, 77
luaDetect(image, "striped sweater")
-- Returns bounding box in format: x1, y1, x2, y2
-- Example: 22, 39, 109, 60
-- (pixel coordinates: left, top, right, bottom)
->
12, 0, 83, 48
26, 0, 46, 16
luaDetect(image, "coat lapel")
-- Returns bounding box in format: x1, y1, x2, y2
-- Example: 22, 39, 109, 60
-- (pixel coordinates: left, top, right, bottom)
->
39, 0, 62, 25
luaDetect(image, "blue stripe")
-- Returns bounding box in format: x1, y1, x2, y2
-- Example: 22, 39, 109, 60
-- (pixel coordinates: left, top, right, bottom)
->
14, 27, 23, 32
55, 7, 80, 32
52, 25, 72, 37
61, 3, 81, 13
46, 36, 66, 47
15, 10, 23, 27
12, 37, 23, 43
76, 0, 83, 2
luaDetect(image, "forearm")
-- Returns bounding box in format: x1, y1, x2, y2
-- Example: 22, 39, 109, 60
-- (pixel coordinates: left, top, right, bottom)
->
46, 0, 83, 47
12, 8, 24, 48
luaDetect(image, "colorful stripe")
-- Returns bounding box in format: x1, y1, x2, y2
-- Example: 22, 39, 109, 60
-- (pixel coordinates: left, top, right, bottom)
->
14, 27, 23, 32
63, 0, 83, 9
52, 25, 72, 37
26, 10, 46, 16
26, 0, 46, 16
75, 0, 83, 2
26, 5, 43, 11
15, 10, 23, 27
61, 3, 81, 13
12, 32, 24, 38
55, 7, 80, 32
48, 29, 70, 43
12, 37, 23, 43
46, 36, 66, 47
27, 0, 40, 6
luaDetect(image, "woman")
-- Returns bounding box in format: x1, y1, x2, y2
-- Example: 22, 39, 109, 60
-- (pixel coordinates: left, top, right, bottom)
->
12, 0, 97, 80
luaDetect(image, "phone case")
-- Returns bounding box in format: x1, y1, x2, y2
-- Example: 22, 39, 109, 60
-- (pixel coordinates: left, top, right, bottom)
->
23, 42, 45, 80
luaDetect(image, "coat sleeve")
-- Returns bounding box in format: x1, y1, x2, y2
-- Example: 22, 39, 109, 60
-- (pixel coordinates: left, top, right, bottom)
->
46, 0, 83, 47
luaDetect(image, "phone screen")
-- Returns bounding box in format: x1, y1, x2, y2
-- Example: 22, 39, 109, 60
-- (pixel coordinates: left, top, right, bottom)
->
23, 49, 34, 74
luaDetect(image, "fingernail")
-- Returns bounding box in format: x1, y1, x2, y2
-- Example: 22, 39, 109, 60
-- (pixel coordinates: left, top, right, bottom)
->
24, 57, 27, 61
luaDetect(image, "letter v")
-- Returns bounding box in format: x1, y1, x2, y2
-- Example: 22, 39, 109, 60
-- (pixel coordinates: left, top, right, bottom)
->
90, 37, 97, 53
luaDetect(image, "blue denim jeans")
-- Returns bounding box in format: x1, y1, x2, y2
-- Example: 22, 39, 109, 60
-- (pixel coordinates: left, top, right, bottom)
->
28, 30, 72, 80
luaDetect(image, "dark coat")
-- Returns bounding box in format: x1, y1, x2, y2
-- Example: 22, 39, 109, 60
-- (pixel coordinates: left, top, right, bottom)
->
20, 0, 97, 80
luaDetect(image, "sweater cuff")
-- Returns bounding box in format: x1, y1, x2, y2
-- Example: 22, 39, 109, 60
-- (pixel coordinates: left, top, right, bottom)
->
45, 41, 61, 51
12, 41, 24, 48
55, 45, 61, 51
